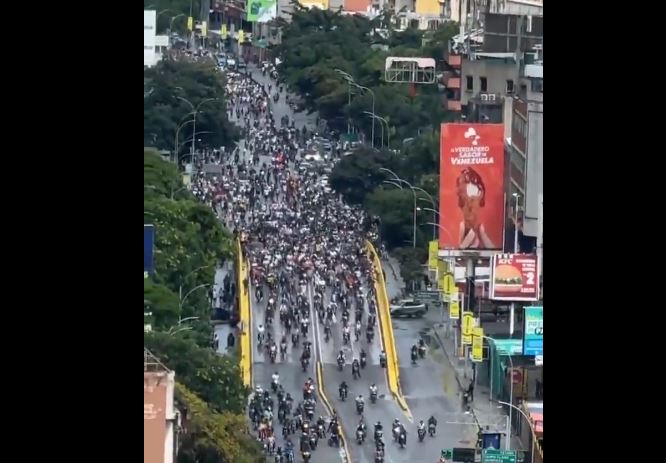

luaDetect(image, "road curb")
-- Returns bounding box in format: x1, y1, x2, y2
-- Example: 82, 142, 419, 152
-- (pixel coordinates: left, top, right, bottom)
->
237, 238, 253, 388
316, 361, 351, 463
366, 240, 413, 422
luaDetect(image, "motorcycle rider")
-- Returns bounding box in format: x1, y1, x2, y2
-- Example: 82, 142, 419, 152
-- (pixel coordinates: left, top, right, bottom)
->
257, 323, 265, 344
337, 349, 345, 368
417, 420, 426, 440
343, 324, 351, 343
360, 348, 367, 368
418, 338, 426, 358
379, 350, 387, 368
272, 371, 280, 389
355, 394, 365, 412
428, 415, 437, 435
410, 344, 418, 363
352, 358, 361, 379
369, 383, 378, 401
339, 381, 348, 400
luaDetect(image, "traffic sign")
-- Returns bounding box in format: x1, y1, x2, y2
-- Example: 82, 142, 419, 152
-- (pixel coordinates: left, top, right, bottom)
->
441, 449, 453, 459
483, 449, 517, 463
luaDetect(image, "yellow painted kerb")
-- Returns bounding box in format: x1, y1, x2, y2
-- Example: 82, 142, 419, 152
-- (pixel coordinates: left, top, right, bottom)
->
366, 240, 413, 420
316, 361, 351, 463
237, 238, 252, 388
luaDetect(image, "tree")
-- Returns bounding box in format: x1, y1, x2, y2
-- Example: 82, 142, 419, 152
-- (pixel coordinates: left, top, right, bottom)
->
144, 150, 233, 341
329, 148, 397, 204
146, 332, 247, 414
144, 60, 239, 154
175, 382, 264, 463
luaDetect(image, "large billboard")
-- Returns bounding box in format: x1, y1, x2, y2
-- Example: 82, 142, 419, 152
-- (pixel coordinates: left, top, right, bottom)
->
439, 124, 505, 254
144, 10, 156, 67
523, 306, 543, 356
247, 0, 277, 22
489, 253, 540, 301
144, 224, 155, 277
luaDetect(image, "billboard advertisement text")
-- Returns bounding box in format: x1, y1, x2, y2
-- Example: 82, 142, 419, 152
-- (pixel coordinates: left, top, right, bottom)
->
490, 253, 540, 301
523, 306, 543, 356
246, 0, 277, 22
439, 123, 505, 253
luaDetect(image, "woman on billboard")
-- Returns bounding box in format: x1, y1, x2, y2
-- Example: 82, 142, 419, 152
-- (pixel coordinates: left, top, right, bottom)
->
456, 167, 495, 249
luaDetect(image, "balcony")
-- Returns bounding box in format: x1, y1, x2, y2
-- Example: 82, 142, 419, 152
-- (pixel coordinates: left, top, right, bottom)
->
446, 77, 460, 89
447, 100, 462, 111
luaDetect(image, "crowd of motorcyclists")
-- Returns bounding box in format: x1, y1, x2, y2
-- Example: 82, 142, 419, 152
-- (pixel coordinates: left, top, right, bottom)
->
188, 60, 443, 462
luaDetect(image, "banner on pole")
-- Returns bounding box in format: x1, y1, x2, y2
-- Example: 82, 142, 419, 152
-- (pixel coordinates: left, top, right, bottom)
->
472, 327, 484, 362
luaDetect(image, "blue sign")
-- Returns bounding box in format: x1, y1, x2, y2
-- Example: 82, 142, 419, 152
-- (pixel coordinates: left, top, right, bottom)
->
492, 339, 523, 356
523, 306, 543, 356
144, 224, 155, 277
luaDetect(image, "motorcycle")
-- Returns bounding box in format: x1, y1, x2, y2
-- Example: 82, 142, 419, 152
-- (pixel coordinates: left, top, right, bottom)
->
270, 347, 277, 363
317, 424, 325, 438
352, 365, 360, 380
301, 357, 309, 372
258, 332, 265, 346
337, 357, 344, 371
324, 326, 331, 342
302, 450, 311, 463
278, 407, 286, 424
379, 356, 387, 369
339, 387, 348, 401
370, 391, 377, 404
410, 349, 417, 364
328, 433, 340, 447
356, 402, 364, 415
374, 429, 384, 445
367, 331, 374, 343
418, 428, 426, 442
418, 345, 426, 359
309, 434, 318, 450
280, 342, 287, 360
343, 331, 350, 345
360, 354, 367, 369
428, 423, 436, 437
356, 429, 365, 444
292, 333, 300, 347
272, 379, 279, 393
398, 431, 407, 448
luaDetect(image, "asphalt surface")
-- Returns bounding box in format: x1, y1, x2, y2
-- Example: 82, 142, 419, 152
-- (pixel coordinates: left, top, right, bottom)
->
244, 64, 344, 463
243, 63, 479, 463
386, 276, 481, 462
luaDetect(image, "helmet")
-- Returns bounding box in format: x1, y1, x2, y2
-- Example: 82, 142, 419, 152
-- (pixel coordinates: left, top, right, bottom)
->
376, 421, 381, 426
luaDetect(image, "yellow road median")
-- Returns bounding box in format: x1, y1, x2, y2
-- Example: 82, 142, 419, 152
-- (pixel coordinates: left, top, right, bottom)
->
237, 238, 252, 388
366, 240, 412, 421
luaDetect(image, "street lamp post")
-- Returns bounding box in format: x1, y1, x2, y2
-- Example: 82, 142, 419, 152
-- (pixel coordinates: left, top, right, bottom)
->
374, 115, 390, 148
497, 400, 539, 463
363, 112, 384, 148
179, 265, 214, 302
334, 69, 353, 135
349, 81, 375, 149
179, 283, 211, 314
169, 13, 186, 36
175, 118, 195, 163
382, 179, 417, 250
419, 205, 439, 240
176, 96, 218, 159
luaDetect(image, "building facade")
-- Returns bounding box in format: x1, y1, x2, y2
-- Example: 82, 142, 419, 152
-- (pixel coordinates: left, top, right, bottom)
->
144, 349, 178, 463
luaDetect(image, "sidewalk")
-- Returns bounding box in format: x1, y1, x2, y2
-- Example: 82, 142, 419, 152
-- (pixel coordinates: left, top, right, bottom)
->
212, 262, 239, 357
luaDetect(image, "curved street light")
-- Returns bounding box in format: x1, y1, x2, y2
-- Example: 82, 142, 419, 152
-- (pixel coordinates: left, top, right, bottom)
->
349, 81, 376, 149
363, 112, 384, 148
179, 265, 214, 301
179, 283, 211, 313
176, 96, 218, 156
497, 400, 539, 463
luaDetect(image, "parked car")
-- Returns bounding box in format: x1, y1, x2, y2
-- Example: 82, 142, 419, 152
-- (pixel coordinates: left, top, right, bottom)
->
390, 298, 428, 318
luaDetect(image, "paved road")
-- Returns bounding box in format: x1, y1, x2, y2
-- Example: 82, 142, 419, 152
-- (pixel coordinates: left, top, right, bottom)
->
240, 67, 344, 462
385, 269, 493, 461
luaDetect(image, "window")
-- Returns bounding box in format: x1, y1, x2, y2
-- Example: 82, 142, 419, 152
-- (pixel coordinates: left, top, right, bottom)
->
530, 78, 543, 93
506, 79, 514, 93
466, 75, 473, 91
480, 77, 487, 92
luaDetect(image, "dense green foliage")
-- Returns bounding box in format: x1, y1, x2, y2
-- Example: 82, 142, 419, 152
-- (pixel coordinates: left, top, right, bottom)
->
144, 149, 258, 462
175, 382, 264, 463
144, 60, 239, 154
274, 8, 458, 287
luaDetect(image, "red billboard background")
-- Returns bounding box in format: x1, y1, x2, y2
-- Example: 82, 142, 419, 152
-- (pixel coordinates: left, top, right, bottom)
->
439, 123, 505, 252
490, 253, 540, 301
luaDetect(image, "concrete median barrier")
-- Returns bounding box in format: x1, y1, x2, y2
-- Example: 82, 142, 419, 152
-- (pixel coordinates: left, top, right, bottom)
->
366, 240, 413, 420
237, 238, 252, 388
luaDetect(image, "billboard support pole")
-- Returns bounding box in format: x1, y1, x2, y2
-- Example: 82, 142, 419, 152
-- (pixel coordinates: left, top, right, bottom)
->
509, 302, 515, 335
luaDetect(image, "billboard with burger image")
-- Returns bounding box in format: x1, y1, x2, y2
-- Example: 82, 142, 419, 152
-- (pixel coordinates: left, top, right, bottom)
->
490, 253, 540, 301
439, 123, 505, 255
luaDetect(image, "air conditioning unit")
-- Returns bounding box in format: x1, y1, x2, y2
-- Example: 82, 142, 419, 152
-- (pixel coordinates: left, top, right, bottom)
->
481, 94, 489, 101
488, 94, 496, 101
